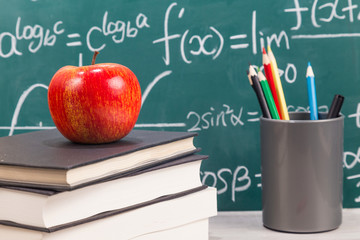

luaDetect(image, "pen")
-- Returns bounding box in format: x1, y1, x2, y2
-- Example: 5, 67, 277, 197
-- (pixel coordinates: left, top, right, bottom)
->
327, 94, 344, 119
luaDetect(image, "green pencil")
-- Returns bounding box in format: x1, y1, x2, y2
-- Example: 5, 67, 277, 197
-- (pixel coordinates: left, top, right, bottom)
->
258, 70, 280, 120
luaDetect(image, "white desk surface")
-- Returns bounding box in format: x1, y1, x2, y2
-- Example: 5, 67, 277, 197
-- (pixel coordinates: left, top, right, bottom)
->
209, 209, 360, 240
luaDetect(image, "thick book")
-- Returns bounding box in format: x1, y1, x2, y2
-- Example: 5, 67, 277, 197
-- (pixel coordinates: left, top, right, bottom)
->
0, 154, 207, 229
0, 187, 218, 240
0, 129, 197, 190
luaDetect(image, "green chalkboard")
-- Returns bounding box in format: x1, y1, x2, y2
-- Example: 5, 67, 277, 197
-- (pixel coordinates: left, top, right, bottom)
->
1, 0, 360, 210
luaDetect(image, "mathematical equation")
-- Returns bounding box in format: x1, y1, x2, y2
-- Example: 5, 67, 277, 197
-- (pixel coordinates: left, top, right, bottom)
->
1, 1, 360, 88
187, 104, 332, 132
3, 1, 360, 64
285, 0, 360, 31
0, 11, 150, 59
186, 103, 360, 131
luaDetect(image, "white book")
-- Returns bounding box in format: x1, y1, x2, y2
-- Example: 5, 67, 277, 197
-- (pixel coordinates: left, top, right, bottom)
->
0, 187, 217, 240
0, 155, 206, 229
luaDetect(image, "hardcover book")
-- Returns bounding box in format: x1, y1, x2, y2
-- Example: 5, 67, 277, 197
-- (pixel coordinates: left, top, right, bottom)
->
0, 129, 197, 190
0, 154, 207, 229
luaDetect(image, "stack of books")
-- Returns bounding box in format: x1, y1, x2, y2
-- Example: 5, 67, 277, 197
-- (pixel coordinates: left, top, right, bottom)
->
0, 129, 217, 240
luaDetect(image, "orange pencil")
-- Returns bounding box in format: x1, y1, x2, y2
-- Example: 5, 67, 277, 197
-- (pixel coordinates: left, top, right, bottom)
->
262, 47, 282, 119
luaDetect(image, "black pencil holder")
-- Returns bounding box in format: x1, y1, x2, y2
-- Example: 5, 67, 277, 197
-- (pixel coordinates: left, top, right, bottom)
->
260, 112, 343, 233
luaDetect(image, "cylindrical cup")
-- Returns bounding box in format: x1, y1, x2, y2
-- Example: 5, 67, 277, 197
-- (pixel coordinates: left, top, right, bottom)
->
260, 112, 343, 233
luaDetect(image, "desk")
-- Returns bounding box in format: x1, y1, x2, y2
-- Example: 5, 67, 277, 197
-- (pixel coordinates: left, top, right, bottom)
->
209, 209, 360, 240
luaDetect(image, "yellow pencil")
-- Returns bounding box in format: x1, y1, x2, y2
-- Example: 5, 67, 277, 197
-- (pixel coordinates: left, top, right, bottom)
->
267, 46, 289, 120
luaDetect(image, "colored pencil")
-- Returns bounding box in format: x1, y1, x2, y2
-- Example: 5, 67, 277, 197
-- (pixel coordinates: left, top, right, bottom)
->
248, 66, 271, 118
306, 62, 318, 120
327, 94, 344, 119
267, 46, 290, 120
262, 47, 282, 119
258, 70, 280, 120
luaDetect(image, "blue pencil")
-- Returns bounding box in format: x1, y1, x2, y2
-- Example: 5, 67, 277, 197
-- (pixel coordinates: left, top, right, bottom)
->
306, 62, 318, 120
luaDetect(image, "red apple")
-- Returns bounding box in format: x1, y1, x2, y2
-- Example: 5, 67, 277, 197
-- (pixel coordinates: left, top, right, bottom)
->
48, 52, 141, 144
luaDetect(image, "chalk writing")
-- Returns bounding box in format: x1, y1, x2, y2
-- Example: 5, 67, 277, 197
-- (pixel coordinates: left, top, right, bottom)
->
5, 84, 50, 136
153, 6, 291, 66
2, 1, 360, 63
66, 33, 82, 47
255, 173, 262, 188
246, 111, 261, 122
344, 147, 360, 169
344, 147, 360, 204
201, 166, 251, 202
0, 18, 63, 58
153, 2, 183, 66
230, 11, 290, 54
286, 0, 360, 42
180, 26, 223, 64
153, 3, 223, 65
187, 104, 330, 131
87, 11, 150, 52
186, 105, 243, 132
255, 63, 297, 84
348, 103, 360, 128
288, 104, 329, 113
0, 11, 150, 58
286, 0, 360, 29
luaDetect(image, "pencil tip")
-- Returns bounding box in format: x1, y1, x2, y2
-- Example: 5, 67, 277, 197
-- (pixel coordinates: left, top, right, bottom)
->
262, 47, 266, 54
246, 70, 253, 85
249, 65, 256, 76
257, 70, 265, 80
267, 45, 271, 52
306, 62, 314, 77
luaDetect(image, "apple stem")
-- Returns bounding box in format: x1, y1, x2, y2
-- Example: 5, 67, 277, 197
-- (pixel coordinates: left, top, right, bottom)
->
92, 51, 99, 65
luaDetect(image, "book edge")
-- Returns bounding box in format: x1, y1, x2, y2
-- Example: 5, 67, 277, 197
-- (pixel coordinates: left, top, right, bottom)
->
0, 185, 208, 233
0, 149, 204, 191
0, 152, 207, 194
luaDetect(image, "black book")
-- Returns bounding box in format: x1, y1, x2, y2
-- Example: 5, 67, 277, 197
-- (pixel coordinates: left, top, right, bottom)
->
0, 129, 198, 190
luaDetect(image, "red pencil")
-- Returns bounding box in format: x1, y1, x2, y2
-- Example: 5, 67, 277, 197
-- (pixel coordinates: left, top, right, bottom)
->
262, 47, 282, 119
